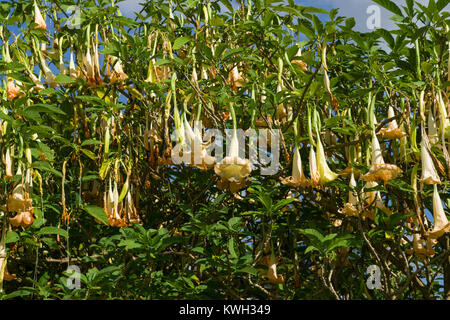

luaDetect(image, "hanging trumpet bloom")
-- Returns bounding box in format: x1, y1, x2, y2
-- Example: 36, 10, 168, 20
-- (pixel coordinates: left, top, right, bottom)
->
7, 183, 33, 213
33, 1, 46, 30
338, 171, 359, 217
6, 78, 21, 100
69, 51, 78, 80
405, 233, 435, 259
104, 179, 126, 228
108, 56, 128, 83
124, 189, 140, 224
316, 135, 339, 185
427, 185, 450, 239
280, 146, 310, 188
291, 47, 307, 71
379, 106, 406, 139
427, 110, 438, 144
3, 147, 13, 178
362, 131, 402, 185
257, 253, 285, 285
228, 64, 245, 90
9, 211, 35, 228
309, 146, 320, 188
182, 116, 215, 171
214, 131, 252, 193
3, 265, 16, 281
420, 138, 441, 184
363, 180, 392, 219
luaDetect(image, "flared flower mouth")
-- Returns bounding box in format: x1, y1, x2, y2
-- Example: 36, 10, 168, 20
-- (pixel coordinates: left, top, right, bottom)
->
427, 185, 450, 239
280, 147, 310, 188
338, 171, 359, 217
7, 184, 33, 213
214, 130, 252, 192
316, 135, 339, 184
257, 253, 285, 285
6, 78, 21, 100
362, 131, 402, 184
9, 210, 36, 228
378, 106, 406, 139
362, 163, 402, 184
405, 233, 435, 259
421, 139, 441, 185
363, 181, 392, 218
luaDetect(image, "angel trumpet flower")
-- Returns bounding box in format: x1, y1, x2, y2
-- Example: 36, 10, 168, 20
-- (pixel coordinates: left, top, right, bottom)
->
427, 185, 450, 239
280, 146, 310, 188
316, 135, 339, 184
104, 179, 126, 227
405, 233, 435, 259
291, 47, 307, 71
379, 106, 406, 139
6, 78, 21, 100
362, 131, 402, 185
309, 146, 320, 188
3, 147, 13, 178
7, 183, 33, 213
9, 210, 35, 228
124, 189, 139, 224
34, 1, 46, 30
338, 171, 359, 217
108, 57, 128, 83
257, 253, 285, 284
420, 139, 441, 184
183, 115, 215, 170
363, 180, 392, 219
214, 129, 252, 193
427, 110, 438, 144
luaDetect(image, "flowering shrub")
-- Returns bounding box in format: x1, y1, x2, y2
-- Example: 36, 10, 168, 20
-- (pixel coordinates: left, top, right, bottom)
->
0, 0, 449, 300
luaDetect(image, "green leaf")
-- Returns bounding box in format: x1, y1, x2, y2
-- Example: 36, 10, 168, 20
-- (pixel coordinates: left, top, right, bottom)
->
38, 227, 69, 238
237, 267, 259, 276
173, 37, 191, 50
53, 74, 75, 84
373, 0, 403, 16
5, 231, 19, 244
84, 205, 109, 225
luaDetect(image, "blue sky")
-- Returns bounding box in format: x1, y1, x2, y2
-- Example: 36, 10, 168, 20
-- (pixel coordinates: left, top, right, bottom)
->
116, 0, 450, 32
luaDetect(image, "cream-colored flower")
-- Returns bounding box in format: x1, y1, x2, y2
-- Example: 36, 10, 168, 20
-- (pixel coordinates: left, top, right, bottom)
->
427, 110, 438, 144
3, 147, 13, 178
363, 181, 392, 219
104, 179, 126, 227
338, 171, 359, 217
379, 106, 406, 139
291, 47, 307, 71
257, 253, 285, 285
6, 78, 21, 100
7, 183, 33, 213
405, 233, 435, 259
420, 139, 441, 184
214, 130, 252, 193
183, 116, 215, 170
280, 147, 310, 188
362, 131, 402, 184
316, 135, 339, 184
427, 185, 450, 239
124, 189, 140, 224
34, 1, 46, 30
108, 57, 128, 83
9, 210, 35, 228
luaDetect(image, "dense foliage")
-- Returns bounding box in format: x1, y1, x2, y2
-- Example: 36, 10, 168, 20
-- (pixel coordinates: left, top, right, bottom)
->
0, 0, 449, 300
